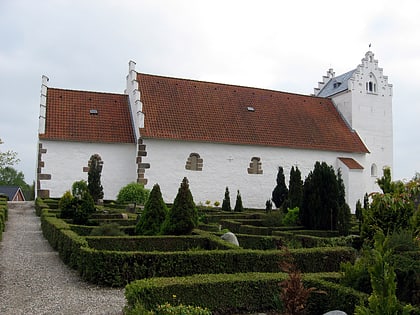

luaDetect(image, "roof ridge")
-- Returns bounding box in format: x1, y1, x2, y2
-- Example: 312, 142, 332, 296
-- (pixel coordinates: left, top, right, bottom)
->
137, 72, 325, 100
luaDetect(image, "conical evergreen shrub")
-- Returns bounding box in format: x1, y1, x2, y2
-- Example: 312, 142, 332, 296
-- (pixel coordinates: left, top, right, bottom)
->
136, 183, 168, 235
234, 190, 244, 212
162, 177, 198, 235
222, 186, 232, 212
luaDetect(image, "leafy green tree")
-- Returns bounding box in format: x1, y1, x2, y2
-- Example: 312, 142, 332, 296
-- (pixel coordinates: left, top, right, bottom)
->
361, 169, 417, 244
87, 154, 104, 203
136, 184, 168, 235
0, 142, 20, 169
117, 182, 150, 207
72, 180, 88, 199
300, 162, 339, 230
286, 166, 303, 210
234, 190, 244, 212
354, 231, 414, 315
222, 186, 231, 212
73, 191, 95, 225
162, 177, 198, 235
272, 166, 288, 209
59, 191, 76, 219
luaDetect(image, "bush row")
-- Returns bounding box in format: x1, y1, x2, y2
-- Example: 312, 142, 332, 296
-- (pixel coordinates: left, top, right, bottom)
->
40, 207, 356, 287
273, 231, 360, 248
85, 234, 233, 252
125, 272, 368, 315
0, 195, 8, 240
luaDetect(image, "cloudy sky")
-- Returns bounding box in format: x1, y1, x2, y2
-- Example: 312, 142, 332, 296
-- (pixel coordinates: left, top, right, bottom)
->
0, 0, 419, 184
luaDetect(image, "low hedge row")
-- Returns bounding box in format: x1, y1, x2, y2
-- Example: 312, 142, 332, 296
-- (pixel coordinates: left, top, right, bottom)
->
40, 208, 356, 287
85, 235, 233, 252
125, 272, 368, 315
0, 196, 8, 240
78, 246, 355, 286
273, 231, 359, 248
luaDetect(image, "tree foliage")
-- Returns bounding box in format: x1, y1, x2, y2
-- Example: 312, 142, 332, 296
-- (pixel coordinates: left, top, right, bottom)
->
136, 183, 168, 235
300, 162, 340, 230
234, 190, 244, 212
354, 232, 414, 315
0, 147, 19, 170
87, 154, 104, 203
361, 168, 418, 244
286, 166, 303, 210
162, 177, 198, 235
222, 186, 231, 212
117, 182, 150, 206
272, 166, 288, 209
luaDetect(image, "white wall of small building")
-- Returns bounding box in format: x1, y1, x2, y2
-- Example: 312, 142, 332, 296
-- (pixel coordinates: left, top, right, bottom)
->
38, 140, 137, 200
142, 138, 367, 211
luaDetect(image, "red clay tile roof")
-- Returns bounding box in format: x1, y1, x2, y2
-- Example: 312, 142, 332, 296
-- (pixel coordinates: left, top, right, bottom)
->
39, 88, 135, 143
137, 73, 369, 153
338, 157, 364, 169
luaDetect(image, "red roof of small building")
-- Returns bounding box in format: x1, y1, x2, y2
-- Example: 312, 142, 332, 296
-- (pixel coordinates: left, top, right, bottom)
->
137, 73, 369, 153
338, 157, 364, 169
39, 88, 135, 143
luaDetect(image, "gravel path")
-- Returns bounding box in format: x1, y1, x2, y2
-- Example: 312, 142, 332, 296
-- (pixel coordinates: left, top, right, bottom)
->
0, 202, 126, 315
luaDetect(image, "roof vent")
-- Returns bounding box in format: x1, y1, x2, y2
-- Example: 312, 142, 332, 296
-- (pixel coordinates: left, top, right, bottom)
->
90, 109, 98, 115
247, 106, 255, 112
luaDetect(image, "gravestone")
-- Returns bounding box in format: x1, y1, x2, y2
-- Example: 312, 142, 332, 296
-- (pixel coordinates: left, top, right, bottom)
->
221, 232, 239, 246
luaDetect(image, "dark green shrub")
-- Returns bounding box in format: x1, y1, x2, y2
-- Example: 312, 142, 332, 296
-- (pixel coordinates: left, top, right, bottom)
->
301, 162, 340, 230
59, 191, 76, 219
117, 182, 150, 207
87, 154, 104, 203
337, 203, 351, 236
262, 210, 284, 227
72, 180, 88, 199
282, 207, 300, 226
286, 166, 303, 210
162, 177, 198, 235
222, 187, 231, 212
73, 192, 95, 225
272, 166, 288, 209
136, 184, 168, 235
234, 190, 244, 212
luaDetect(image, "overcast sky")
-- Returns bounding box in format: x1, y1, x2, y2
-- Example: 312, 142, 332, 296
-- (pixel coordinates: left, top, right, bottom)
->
0, 0, 419, 184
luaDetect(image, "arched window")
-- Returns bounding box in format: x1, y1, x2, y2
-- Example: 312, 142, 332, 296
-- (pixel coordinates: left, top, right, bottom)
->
185, 153, 203, 171
371, 163, 378, 177
247, 157, 263, 174
366, 73, 377, 93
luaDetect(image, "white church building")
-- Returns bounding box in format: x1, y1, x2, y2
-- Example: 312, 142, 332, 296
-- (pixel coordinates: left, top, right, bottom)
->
36, 51, 393, 210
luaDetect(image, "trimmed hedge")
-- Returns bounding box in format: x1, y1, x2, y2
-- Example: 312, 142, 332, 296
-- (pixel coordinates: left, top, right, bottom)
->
78, 246, 355, 286
0, 195, 8, 240
273, 230, 359, 248
40, 207, 356, 287
125, 272, 368, 315
85, 235, 233, 252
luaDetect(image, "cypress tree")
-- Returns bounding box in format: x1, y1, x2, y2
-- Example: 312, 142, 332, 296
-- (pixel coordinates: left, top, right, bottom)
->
136, 183, 168, 235
287, 166, 303, 209
87, 154, 104, 203
234, 190, 244, 212
222, 186, 232, 212
162, 177, 198, 235
301, 162, 340, 230
272, 166, 288, 209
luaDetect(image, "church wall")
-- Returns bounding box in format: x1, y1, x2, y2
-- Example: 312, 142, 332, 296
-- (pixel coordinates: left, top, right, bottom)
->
141, 138, 367, 210
38, 140, 137, 200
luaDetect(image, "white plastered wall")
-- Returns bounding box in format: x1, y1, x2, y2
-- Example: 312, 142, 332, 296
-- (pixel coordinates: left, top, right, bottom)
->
39, 140, 137, 199
142, 139, 367, 210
